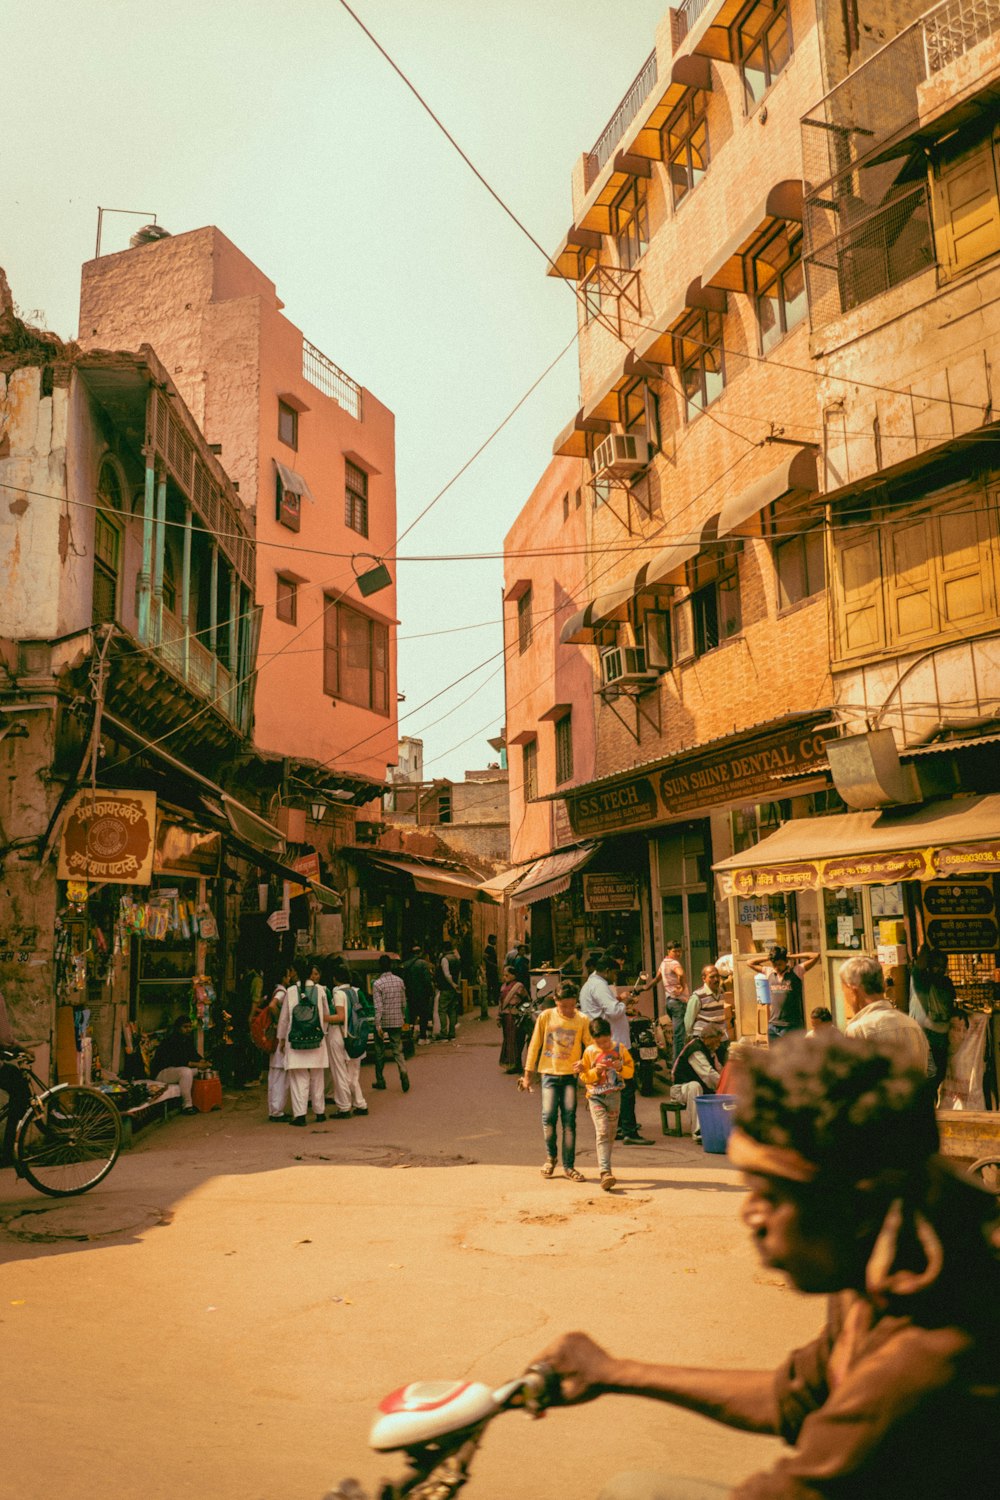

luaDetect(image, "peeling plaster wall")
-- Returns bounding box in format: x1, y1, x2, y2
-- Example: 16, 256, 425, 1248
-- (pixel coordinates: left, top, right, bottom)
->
0, 714, 60, 1053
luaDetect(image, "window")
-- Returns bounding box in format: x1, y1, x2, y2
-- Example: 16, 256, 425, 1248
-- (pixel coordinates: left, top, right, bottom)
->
644, 611, 672, 670
677, 309, 725, 421
621, 379, 660, 450
278, 401, 298, 450
663, 91, 709, 208
752, 224, 807, 352
775, 528, 825, 610
323, 599, 389, 714
574, 488, 582, 510
672, 565, 741, 662
92, 510, 120, 626
737, 0, 792, 113
555, 714, 574, 785
517, 588, 533, 654
345, 461, 369, 537
931, 127, 1000, 280
581, 249, 603, 323
613, 179, 649, 271
562, 493, 570, 522
523, 738, 538, 802
276, 573, 298, 624
276, 470, 301, 532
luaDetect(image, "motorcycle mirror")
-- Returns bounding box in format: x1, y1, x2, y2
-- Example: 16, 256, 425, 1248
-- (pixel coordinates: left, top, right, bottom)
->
536, 979, 547, 994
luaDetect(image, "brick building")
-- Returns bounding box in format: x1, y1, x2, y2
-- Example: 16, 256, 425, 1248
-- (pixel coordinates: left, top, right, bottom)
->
504, 0, 1000, 1065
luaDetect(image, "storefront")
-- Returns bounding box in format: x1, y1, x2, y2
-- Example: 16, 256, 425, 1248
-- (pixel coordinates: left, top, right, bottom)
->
714, 793, 1000, 1108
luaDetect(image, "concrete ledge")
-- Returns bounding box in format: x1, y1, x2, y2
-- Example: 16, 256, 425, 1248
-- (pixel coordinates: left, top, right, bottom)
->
937, 1109, 1000, 1164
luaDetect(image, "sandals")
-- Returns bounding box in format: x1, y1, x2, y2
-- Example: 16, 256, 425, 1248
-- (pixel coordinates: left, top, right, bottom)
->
564, 1168, 585, 1182
541, 1160, 556, 1178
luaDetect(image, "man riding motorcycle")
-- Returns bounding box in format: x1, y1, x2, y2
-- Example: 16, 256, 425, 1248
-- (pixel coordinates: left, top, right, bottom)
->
535, 1032, 1000, 1499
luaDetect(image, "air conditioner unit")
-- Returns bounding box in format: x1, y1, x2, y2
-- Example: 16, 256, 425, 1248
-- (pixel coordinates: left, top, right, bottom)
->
601, 644, 658, 688
591, 433, 652, 481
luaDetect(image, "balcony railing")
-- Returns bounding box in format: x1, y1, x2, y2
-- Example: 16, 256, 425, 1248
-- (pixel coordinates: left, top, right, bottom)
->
303, 338, 363, 421
673, 0, 712, 43
156, 609, 236, 727
923, 0, 1000, 73
585, 49, 658, 189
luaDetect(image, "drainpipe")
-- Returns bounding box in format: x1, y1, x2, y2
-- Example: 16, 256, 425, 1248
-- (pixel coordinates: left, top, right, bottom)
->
209, 545, 219, 695
151, 469, 167, 645
137, 462, 155, 644
181, 505, 193, 683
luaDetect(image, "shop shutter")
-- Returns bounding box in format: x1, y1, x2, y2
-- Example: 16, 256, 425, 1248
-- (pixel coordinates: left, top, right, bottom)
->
833, 526, 884, 659
931, 130, 1000, 279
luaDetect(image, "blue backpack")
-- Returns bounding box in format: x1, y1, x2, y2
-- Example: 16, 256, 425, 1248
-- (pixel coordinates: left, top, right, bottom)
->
339, 985, 368, 1060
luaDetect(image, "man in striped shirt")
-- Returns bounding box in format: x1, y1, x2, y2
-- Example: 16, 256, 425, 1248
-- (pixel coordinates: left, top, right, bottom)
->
372, 955, 410, 1094
685, 963, 729, 1040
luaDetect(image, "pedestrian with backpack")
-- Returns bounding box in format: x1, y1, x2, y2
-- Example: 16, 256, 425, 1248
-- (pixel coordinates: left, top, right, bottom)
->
276, 957, 330, 1126
438, 944, 462, 1042
319, 955, 355, 1118
255, 965, 292, 1122
327, 957, 369, 1116
371, 953, 411, 1094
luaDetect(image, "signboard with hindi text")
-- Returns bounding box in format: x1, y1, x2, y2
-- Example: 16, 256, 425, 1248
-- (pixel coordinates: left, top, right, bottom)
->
57, 790, 156, 885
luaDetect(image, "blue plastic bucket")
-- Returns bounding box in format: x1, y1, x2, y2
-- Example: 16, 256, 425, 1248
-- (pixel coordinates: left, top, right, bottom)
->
695, 1094, 738, 1154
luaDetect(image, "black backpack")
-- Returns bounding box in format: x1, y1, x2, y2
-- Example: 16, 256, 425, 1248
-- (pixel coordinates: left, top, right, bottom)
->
288, 985, 324, 1050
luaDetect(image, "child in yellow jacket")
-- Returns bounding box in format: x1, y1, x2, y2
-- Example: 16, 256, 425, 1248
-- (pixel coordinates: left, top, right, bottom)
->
521, 982, 592, 1181
575, 1013, 634, 1191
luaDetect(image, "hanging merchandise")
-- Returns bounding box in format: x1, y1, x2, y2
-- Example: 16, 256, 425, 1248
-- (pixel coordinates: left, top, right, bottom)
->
144, 903, 170, 941
197, 905, 219, 942
191, 975, 216, 1030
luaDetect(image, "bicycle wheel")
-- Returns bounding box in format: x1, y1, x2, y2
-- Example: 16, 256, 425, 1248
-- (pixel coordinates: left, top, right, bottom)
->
968, 1156, 1000, 1195
15, 1085, 122, 1197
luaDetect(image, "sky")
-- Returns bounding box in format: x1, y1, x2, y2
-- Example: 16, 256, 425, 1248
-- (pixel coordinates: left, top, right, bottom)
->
3, 0, 668, 781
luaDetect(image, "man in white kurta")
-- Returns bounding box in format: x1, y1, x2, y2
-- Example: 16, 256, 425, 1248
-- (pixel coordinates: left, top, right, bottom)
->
276, 965, 330, 1125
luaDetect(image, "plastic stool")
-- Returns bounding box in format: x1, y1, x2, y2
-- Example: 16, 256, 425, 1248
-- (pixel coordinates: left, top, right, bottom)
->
659, 1100, 684, 1137
192, 1075, 223, 1112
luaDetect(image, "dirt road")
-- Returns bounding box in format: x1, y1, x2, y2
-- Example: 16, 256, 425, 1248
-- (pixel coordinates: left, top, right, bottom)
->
0, 1019, 819, 1500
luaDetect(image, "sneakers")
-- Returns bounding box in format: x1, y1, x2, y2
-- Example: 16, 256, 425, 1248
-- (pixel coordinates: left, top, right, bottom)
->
314, 1114, 327, 1123
600, 1173, 616, 1193
268, 1114, 289, 1123
353, 1106, 368, 1116
334, 1110, 353, 1120
621, 1133, 653, 1146
290, 1116, 306, 1128
401, 1073, 410, 1094
372, 1080, 387, 1090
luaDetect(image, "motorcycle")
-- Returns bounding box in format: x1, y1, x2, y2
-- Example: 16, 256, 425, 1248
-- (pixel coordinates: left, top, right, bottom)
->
628, 973, 659, 1097
513, 977, 551, 1067
326, 1363, 560, 1499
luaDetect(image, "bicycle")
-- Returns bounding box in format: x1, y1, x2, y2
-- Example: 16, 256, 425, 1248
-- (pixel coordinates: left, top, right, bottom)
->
0, 1048, 122, 1197
968, 1155, 1000, 1196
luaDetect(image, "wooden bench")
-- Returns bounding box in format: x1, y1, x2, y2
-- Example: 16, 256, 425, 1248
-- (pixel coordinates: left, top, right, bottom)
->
659, 1099, 684, 1137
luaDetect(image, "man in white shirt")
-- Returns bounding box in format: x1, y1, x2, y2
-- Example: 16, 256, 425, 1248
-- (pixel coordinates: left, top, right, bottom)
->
579, 954, 651, 1146
842, 954, 929, 1072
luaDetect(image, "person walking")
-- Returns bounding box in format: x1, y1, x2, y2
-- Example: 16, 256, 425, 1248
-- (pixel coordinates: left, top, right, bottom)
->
521, 981, 592, 1181
319, 955, 354, 1118
909, 943, 955, 1085
277, 957, 330, 1126
371, 953, 410, 1094
506, 939, 530, 988
437, 943, 462, 1041
329, 958, 368, 1116
580, 953, 652, 1147
498, 962, 529, 1073
483, 934, 501, 1011
258, 965, 292, 1121
403, 945, 434, 1044
576, 1013, 634, 1192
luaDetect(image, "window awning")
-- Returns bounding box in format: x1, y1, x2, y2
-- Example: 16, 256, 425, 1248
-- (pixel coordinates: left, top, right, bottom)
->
552, 407, 610, 459
643, 511, 723, 589
547, 225, 604, 281
701, 180, 805, 293
509, 843, 600, 906
275, 461, 316, 503
713, 794, 1000, 896
366, 853, 492, 903
684, 0, 749, 63
716, 447, 819, 539
576, 147, 651, 235
580, 351, 662, 426
476, 864, 532, 901
559, 558, 671, 646
633, 280, 727, 365
221, 794, 286, 855
617, 54, 713, 161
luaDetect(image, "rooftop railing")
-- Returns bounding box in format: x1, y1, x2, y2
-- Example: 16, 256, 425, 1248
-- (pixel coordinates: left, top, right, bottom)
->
303, 338, 363, 421
673, 0, 712, 43
585, 49, 658, 189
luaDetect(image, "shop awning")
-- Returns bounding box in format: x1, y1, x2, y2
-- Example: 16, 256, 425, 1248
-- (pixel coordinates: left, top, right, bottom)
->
311, 882, 343, 909
476, 865, 530, 901
713, 794, 1000, 896
366, 853, 492, 903
221, 794, 286, 855
275, 461, 316, 503
716, 447, 819, 539
227, 838, 308, 886
510, 843, 600, 906
702, 181, 804, 293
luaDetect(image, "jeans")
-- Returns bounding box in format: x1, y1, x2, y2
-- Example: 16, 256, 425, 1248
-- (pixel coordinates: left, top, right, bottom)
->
588, 1093, 621, 1175
439, 988, 460, 1039
598, 1474, 729, 1500
541, 1074, 578, 1168
926, 1027, 949, 1083
617, 1075, 639, 1137
374, 1027, 408, 1085
666, 998, 687, 1062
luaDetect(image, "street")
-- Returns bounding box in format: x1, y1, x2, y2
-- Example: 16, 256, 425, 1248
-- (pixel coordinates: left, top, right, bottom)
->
0, 1020, 819, 1500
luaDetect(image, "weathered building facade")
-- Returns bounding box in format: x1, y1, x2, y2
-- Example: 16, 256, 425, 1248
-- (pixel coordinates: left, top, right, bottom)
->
504, 0, 1000, 1069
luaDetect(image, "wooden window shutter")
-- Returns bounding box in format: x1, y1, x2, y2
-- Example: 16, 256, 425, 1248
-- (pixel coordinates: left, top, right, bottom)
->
935, 499, 994, 630
833, 526, 885, 659
323, 598, 340, 696
931, 131, 1000, 279
885, 515, 936, 645
372, 621, 389, 714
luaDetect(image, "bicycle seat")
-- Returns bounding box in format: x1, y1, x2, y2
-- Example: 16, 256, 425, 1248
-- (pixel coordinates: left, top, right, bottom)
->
369, 1381, 497, 1450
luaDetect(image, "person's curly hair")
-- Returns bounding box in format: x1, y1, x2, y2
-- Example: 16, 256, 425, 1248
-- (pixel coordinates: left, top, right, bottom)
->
735, 1032, 939, 1183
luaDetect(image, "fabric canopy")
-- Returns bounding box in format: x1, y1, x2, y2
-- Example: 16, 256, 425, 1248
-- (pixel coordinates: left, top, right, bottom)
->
713, 794, 1000, 896
716, 447, 819, 539
367, 853, 491, 903
701, 180, 805, 293
275, 461, 316, 503
510, 843, 599, 906
476, 865, 531, 901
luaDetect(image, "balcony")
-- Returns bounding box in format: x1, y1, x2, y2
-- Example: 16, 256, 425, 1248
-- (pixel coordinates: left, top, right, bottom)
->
303, 338, 363, 421
585, 49, 658, 189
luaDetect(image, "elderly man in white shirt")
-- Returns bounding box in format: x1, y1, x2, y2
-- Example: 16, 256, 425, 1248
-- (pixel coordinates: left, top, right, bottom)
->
842, 954, 929, 1073
579, 953, 651, 1146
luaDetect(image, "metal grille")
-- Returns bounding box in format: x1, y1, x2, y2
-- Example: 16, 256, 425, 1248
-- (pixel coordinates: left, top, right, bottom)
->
804, 182, 934, 327
303, 338, 363, 420
674, 0, 712, 42
924, 0, 1000, 73
585, 49, 658, 188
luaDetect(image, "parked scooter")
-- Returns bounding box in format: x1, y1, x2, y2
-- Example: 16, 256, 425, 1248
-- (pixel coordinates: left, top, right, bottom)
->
327, 1364, 560, 1499
513, 977, 552, 1067
627, 973, 658, 1097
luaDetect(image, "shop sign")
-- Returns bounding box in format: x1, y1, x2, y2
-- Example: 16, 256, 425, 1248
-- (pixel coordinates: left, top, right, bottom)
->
821, 850, 932, 886
731, 862, 819, 897
658, 727, 833, 817
934, 842, 1000, 876
287, 851, 321, 898
566, 778, 658, 837
923, 879, 998, 952
266, 910, 290, 932
57, 789, 156, 885
583, 874, 640, 912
